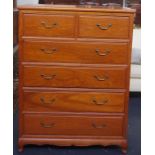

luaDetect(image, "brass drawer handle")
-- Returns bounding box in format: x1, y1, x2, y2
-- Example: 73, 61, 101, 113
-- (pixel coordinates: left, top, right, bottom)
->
40, 74, 56, 80
40, 48, 57, 54
92, 123, 107, 129
40, 97, 56, 105
94, 75, 109, 81
41, 21, 58, 29
92, 98, 108, 105
40, 122, 55, 128
96, 23, 112, 30
95, 49, 111, 56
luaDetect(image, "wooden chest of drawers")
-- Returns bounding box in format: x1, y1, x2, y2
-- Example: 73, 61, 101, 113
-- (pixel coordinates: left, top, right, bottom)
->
18, 5, 135, 154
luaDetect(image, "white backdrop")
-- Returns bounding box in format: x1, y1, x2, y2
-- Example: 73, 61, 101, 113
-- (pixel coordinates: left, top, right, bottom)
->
17, 0, 39, 5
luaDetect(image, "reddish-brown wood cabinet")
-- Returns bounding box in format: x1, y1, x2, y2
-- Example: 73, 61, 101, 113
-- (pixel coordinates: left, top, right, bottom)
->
18, 5, 135, 154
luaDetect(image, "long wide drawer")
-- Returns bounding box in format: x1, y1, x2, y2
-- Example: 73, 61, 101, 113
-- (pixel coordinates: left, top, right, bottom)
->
22, 40, 129, 64
23, 14, 75, 37
23, 114, 124, 137
23, 66, 127, 89
23, 91, 125, 113
79, 16, 129, 39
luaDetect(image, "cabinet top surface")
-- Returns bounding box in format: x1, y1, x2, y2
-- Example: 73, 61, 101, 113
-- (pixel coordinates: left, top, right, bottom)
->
18, 4, 135, 13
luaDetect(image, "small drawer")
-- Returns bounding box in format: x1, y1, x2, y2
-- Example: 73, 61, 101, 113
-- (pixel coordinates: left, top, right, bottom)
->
22, 40, 129, 64
23, 114, 124, 137
79, 16, 129, 39
23, 14, 75, 37
23, 66, 127, 89
23, 91, 125, 113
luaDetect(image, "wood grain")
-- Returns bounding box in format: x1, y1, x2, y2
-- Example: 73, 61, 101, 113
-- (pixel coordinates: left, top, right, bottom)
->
23, 91, 125, 113
23, 39, 129, 64
79, 15, 130, 39
23, 14, 75, 37
23, 65, 127, 89
23, 114, 124, 136
18, 5, 135, 154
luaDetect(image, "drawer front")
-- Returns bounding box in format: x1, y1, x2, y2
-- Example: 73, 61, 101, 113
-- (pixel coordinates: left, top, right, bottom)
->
23, 91, 125, 113
23, 14, 75, 37
79, 16, 129, 39
24, 114, 124, 137
23, 66, 127, 89
23, 40, 128, 64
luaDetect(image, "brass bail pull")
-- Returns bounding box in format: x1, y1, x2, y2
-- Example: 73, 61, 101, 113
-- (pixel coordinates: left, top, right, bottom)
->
96, 23, 112, 30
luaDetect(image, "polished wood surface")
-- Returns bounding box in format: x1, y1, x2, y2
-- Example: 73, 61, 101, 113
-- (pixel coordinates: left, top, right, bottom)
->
23, 65, 127, 88
23, 40, 129, 64
23, 14, 75, 37
24, 114, 124, 136
18, 4, 135, 154
79, 16, 130, 39
18, 5, 135, 13
23, 91, 125, 113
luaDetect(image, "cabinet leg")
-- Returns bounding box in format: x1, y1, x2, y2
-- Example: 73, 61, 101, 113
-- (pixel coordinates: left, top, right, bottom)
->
18, 142, 24, 152
121, 148, 127, 154
121, 142, 128, 155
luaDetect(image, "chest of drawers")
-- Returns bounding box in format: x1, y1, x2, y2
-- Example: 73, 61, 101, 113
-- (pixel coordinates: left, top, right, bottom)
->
18, 5, 135, 154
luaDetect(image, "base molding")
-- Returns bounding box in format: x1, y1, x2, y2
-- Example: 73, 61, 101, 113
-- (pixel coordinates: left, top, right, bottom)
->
19, 137, 127, 154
